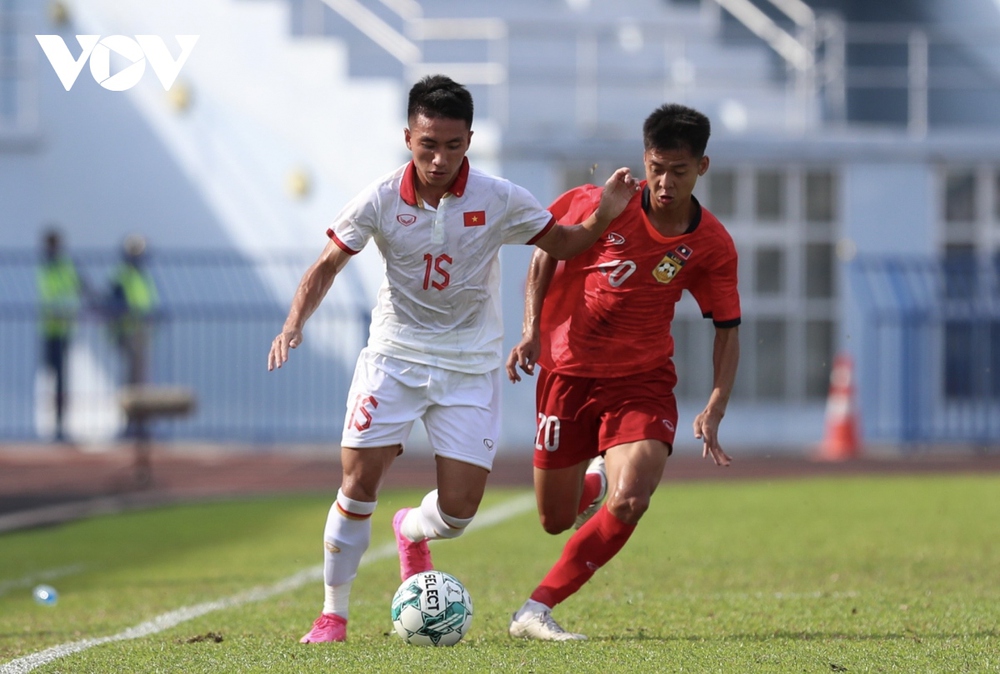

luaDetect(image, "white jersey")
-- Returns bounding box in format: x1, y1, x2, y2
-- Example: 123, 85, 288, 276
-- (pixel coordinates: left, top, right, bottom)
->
328, 159, 555, 373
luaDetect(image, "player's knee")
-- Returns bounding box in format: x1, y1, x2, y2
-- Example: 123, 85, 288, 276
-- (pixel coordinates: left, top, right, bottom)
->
339, 476, 379, 502
539, 511, 574, 535
606, 493, 650, 525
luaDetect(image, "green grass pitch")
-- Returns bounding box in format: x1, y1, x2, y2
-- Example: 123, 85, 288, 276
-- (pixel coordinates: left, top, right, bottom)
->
1, 475, 998, 673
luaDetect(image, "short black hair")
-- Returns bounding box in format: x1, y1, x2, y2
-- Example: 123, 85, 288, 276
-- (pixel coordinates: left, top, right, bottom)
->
407, 75, 474, 128
643, 103, 711, 157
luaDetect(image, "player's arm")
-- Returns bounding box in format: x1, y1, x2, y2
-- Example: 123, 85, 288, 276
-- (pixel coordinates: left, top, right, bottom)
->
693, 325, 740, 466
268, 239, 352, 371
533, 167, 639, 260
506, 248, 558, 383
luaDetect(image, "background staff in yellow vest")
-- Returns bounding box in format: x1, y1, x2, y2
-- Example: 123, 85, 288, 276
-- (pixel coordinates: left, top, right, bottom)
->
37, 228, 87, 442
107, 234, 159, 398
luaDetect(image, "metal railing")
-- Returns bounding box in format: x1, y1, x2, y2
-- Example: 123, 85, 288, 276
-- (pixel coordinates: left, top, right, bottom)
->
854, 255, 1000, 448
708, 0, 844, 131
0, 250, 370, 443
310, 0, 509, 125
303, 0, 1000, 136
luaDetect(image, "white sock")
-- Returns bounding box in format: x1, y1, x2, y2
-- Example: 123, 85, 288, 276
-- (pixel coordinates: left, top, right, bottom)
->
401, 489, 474, 541
323, 584, 351, 619
322, 489, 377, 617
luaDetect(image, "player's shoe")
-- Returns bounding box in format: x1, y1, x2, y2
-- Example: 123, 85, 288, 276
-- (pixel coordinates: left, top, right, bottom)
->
574, 455, 607, 529
509, 600, 587, 641
392, 508, 433, 581
299, 613, 347, 643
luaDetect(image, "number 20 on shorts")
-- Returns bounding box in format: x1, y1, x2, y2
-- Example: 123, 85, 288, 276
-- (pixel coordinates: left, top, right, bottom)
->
535, 413, 561, 452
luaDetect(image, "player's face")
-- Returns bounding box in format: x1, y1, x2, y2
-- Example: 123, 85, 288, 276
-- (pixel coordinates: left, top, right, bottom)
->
405, 114, 472, 192
643, 147, 709, 213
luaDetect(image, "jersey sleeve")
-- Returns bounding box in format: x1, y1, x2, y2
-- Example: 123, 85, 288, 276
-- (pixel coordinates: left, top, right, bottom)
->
688, 232, 742, 328
547, 184, 603, 225
326, 184, 381, 255
501, 182, 557, 245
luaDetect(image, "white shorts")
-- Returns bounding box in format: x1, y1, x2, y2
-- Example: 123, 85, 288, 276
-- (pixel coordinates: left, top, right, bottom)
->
340, 348, 501, 471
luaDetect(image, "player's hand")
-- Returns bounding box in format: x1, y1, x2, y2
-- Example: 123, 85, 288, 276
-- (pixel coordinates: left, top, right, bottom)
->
596, 167, 641, 223
506, 334, 541, 383
693, 407, 731, 467
268, 328, 303, 371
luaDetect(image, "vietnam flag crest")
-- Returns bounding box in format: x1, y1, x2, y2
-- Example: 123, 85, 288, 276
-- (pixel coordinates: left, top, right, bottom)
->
463, 210, 486, 227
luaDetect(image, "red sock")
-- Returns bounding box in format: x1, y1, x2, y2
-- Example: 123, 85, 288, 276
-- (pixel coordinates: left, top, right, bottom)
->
530, 506, 636, 608
576, 471, 602, 515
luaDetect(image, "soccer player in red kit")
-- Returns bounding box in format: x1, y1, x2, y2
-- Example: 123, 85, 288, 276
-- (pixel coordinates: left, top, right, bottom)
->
505, 103, 741, 640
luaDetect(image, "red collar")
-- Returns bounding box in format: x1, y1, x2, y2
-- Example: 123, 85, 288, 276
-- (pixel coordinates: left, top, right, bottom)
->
400, 157, 471, 207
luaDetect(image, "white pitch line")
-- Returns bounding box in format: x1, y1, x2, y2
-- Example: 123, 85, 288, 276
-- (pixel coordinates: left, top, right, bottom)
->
0, 565, 87, 598
0, 493, 536, 674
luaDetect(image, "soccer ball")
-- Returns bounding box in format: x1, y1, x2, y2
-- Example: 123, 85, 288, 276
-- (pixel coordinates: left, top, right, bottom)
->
391, 570, 473, 646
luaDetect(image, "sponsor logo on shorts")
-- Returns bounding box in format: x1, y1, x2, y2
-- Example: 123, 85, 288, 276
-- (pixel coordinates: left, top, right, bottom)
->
662, 419, 675, 431
483, 439, 495, 452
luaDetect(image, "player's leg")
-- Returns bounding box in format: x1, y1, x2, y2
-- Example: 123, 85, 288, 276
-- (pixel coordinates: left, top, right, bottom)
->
55, 337, 68, 440
533, 462, 589, 534
510, 457, 594, 642
534, 439, 669, 605
302, 445, 399, 643
531, 367, 603, 534
603, 438, 670, 524
511, 365, 677, 641
510, 370, 601, 640
44, 336, 67, 441
393, 367, 497, 577
302, 349, 420, 643
512, 439, 670, 641
392, 457, 489, 580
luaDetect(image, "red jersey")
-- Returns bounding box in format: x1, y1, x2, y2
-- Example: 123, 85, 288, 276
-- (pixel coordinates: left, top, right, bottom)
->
539, 183, 741, 378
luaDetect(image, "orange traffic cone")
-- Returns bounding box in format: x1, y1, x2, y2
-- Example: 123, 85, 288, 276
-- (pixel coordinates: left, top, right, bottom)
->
818, 353, 861, 460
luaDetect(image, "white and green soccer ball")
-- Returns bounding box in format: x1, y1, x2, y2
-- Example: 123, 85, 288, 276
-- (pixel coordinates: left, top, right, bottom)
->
391, 570, 473, 646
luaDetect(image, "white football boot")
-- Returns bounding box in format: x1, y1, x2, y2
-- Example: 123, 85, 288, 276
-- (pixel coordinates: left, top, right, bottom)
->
509, 600, 587, 641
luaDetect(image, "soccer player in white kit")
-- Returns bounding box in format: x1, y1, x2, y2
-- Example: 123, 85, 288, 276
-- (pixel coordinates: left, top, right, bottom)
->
268, 75, 639, 643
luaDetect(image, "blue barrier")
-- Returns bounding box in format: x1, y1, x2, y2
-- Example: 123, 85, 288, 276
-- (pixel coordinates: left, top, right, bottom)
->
853, 255, 1000, 447
0, 249, 370, 443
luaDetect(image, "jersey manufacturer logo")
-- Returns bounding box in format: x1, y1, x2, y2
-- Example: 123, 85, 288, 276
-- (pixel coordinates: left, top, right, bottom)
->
606, 232, 626, 245
652, 247, 692, 284
397, 214, 417, 226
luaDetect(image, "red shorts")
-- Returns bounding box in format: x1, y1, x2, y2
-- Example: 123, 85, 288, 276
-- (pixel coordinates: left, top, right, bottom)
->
532, 363, 678, 470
